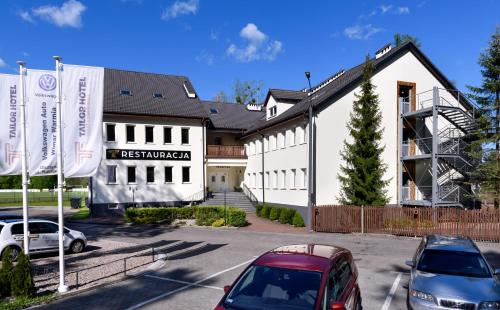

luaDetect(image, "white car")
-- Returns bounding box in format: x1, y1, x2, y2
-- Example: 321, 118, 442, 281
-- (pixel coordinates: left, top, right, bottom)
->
0, 219, 87, 260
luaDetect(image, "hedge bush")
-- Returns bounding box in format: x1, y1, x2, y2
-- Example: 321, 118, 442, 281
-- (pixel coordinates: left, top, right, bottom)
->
279, 208, 296, 225
269, 207, 283, 221
11, 252, 35, 297
0, 247, 13, 298
261, 204, 272, 218
255, 204, 263, 217
211, 218, 225, 227
124, 208, 175, 224
226, 208, 247, 227
293, 212, 305, 227
196, 207, 225, 226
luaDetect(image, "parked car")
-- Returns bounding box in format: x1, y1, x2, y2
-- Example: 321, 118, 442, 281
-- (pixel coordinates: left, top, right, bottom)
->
0, 219, 87, 261
215, 244, 362, 310
406, 235, 500, 310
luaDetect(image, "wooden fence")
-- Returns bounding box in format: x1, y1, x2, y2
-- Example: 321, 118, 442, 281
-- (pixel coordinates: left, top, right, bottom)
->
313, 205, 500, 242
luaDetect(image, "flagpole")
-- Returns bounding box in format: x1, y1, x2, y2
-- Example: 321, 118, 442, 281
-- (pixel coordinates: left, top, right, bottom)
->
16, 61, 30, 255
54, 56, 68, 293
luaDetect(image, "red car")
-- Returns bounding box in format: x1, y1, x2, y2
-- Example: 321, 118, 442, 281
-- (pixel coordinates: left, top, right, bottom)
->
215, 244, 362, 310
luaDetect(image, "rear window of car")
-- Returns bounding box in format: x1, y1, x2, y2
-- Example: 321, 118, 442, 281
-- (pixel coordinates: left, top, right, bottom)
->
224, 265, 322, 310
417, 249, 491, 278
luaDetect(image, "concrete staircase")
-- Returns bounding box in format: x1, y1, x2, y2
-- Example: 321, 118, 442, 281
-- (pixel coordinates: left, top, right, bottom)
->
201, 191, 255, 213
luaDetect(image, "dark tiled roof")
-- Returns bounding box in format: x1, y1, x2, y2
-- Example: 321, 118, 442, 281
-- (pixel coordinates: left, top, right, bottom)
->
201, 101, 266, 130
243, 41, 473, 136
268, 89, 307, 102
103, 68, 206, 119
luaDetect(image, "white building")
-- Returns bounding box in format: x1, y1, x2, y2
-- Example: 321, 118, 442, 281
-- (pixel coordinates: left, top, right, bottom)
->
91, 41, 475, 221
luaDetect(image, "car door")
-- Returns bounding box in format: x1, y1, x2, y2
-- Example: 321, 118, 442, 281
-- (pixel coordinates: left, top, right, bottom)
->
10, 222, 43, 251
36, 222, 60, 251
324, 256, 357, 310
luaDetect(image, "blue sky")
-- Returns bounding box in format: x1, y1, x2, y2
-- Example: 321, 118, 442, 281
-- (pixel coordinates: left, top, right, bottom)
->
0, 0, 498, 101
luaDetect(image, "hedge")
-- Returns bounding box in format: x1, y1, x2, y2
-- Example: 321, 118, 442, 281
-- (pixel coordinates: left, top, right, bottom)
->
261, 204, 272, 218
124, 206, 246, 227
292, 212, 305, 227
279, 208, 296, 225
269, 207, 283, 221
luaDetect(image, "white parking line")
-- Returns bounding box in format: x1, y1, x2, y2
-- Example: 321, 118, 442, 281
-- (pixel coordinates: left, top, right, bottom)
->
381, 272, 402, 310
125, 257, 255, 310
144, 274, 223, 291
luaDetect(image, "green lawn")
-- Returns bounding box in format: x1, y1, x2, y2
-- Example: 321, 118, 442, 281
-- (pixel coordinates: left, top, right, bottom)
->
0, 191, 86, 207
70, 207, 90, 220
0, 294, 55, 310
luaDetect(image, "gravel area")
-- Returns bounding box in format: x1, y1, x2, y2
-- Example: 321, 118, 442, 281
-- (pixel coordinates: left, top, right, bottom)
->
31, 239, 160, 293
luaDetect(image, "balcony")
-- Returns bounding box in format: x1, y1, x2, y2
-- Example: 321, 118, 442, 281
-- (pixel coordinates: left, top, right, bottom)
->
206, 145, 246, 159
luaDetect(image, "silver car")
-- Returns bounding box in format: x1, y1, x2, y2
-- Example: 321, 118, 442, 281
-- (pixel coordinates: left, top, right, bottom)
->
0, 219, 87, 261
406, 235, 500, 310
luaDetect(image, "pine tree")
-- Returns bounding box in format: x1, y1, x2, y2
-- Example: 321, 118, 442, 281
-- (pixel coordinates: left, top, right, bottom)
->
467, 26, 500, 208
0, 247, 13, 298
338, 56, 389, 205
11, 252, 35, 297
394, 33, 421, 47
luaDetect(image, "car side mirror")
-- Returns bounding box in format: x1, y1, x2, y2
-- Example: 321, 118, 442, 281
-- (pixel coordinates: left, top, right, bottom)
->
331, 302, 346, 310
223, 285, 231, 293
494, 268, 500, 275
405, 260, 414, 268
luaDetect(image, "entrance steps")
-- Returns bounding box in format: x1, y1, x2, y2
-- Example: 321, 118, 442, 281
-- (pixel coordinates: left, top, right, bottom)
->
201, 191, 255, 213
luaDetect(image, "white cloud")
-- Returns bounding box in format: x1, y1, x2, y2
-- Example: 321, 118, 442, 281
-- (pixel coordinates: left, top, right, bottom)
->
226, 23, 283, 62
195, 50, 215, 66
344, 24, 384, 40
162, 0, 199, 20
29, 0, 86, 28
210, 29, 218, 40
19, 11, 35, 23
380, 4, 393, 14
0, 58, 6, 68
397, 6, 410, 14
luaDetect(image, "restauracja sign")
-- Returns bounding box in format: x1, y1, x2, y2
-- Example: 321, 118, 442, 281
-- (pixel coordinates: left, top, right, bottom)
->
106, 149, 191, 161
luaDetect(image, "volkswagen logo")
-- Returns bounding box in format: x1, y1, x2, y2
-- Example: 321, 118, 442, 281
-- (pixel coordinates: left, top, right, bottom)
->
39, 74, 56, 91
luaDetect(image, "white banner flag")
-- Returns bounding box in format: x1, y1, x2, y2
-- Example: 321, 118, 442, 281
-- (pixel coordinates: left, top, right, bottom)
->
0, 74, 22, 175
26, 69, 58, 176
62, 65, 104, 177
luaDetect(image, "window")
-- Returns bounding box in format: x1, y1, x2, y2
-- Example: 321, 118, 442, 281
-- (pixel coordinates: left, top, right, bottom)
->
256, 140, 262, 154
163, 127, 172, 144
106, 124, 116, 142
258, 172, 263, 188
182, 166, 190, 183
153, 93, 163, 98
281, 170, 286, 189
145, 126, 154, 143
126, 125, 135, 143
181, 128, 190, 144
120, 90, 132, 96
269, 106, 277, 117
290, 128, 296, 146
252, 173, 256, 188
36, 222, 58, 234
164, 166, 173, 183
300, 168, 307, 189
209, 108, 218, 114
271, 134, 277, 150
280, 131, 286, 148
273, 170, 278, 189
290, 169, 296, 189
264, 137, 269, 152
329, 258, 353, 302
127, 166, 136, 183
249, 142, 255, 155
107, 165, 117, 184
300, 125, 307, 144
265, 172, 270, 188
146, 166, 155, 183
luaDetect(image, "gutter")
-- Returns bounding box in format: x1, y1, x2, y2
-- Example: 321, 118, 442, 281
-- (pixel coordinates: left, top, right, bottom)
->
307, 103, 315, 230
257, 130, 265, 204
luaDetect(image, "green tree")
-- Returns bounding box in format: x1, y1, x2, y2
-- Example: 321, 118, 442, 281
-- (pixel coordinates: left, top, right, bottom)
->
213, 91, 228, 103
338, 56, 389, 205
0, 175, 22, 189
29, 176, 57, 190
394, 33, 421, 47
0, 247, 13, 298
11, 252, 35, 297
233, 79, 264, 105
467, 26, 500, 208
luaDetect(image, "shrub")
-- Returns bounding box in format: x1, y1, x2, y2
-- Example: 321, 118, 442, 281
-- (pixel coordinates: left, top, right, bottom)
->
279, 208, 296, 225
227, 208, 247, 227
269, 207, 283, 221
292, 212, 305, 227
11, 252, 35, 297
175, 206, 197, 219
0, 247, 13, 298
211, 218, 225, 227
261, 204, 272, 219
255, 204, 263, 217
196, 206, 224, 226
124, 208, 175, 224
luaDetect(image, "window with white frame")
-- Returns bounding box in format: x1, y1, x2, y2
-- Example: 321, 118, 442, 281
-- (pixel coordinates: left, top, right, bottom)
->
252, 173, 256, 188
126, 125, 135, 143
300, 125, 307, 144
271, 134, 277, 150
289, 128, 296, 146
164, 166, 173, 183
250, 141, 255, 155
182, 166, 191, 183
290, 169, 296, 189
127, 166, 136, 184
163, 127, 172, 144
181, 128, 190, 144
273, 170, 278, 189
269, 106, 277, 117
278, 132, 285, 149
300, 168, 307, 189
145, 126, 154, 144
106, 124, 116, 142
256, 140, 262, 154
265, 172, 270, 188
280, 170, 286, 189
146, 166, 155, 183
264, 137, 269, 152
258, 172, 263, 188
107, 165, 117, 184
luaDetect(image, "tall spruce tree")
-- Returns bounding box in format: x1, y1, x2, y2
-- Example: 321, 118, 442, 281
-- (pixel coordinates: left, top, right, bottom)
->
338, 56, 389, 205
467, 26, 500, 208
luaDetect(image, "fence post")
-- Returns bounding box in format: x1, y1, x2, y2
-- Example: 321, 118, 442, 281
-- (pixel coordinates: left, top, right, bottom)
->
76, 271, 79, 289
123, 258, 127, 276
152, 247, 155, 263
361, 205, 364, 234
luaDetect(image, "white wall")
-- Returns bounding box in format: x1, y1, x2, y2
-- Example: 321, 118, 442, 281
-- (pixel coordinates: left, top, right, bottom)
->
93, 115, 204, 204
266, 95, 296, 120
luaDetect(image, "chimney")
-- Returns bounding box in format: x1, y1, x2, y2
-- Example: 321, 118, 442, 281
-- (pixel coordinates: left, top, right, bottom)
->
375, 43, 392, 59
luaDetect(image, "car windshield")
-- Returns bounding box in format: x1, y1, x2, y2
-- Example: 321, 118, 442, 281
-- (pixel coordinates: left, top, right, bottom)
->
417, 249, 491, 278
223, 265, 322, 310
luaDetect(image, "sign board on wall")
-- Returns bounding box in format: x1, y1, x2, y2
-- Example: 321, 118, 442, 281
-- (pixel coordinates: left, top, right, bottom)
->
106, 149, 191, 161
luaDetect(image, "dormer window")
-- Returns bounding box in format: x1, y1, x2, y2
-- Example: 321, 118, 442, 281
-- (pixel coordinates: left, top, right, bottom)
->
153, 93, 163, 98
210, 108, 218, 114
120, 90, 132, 96
270, 106, 277, 117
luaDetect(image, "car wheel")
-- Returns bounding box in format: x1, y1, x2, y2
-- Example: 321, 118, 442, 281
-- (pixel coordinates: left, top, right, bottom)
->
2, 246, 21, 261
70, 240, 85, 254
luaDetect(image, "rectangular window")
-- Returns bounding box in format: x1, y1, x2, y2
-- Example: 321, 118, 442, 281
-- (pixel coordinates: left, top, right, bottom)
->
258, 172, 263, 188
270, 106, 277, 117
265, 172, 270, 188
273, 170, 278, 189
280, 131, 286, 148
256, 140, 262, 154
182, 166, 190, 183
301, 125, 307, 144
106, 124, 116, 142
301, 168, 307, 189
163, 127, 172, 144
181, 128, 190, 144
164, 166, 173, 183
264, 137, 269, 152
252, 173, 256, 188
271, 134, 277, 150
107, 165, 117, 184
126, 125, 135, 143
145, 126, 154, 143
281, 170, 286, 189
290, 128, 296, 146
127, 166, 136, 183
290, 169, 296, 189
146, 166, 155, 183
250, 142, 255, 155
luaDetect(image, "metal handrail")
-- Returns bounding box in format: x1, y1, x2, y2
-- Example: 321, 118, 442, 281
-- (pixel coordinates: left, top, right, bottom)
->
241, 183, 258, 206
184, 189, 205, 205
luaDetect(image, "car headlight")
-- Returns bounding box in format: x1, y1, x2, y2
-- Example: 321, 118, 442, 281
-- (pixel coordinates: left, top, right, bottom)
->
410, 289, 435, 303
479, 301, 500, 309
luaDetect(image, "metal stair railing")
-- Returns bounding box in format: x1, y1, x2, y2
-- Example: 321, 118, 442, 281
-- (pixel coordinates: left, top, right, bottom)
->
241, 183, 259, 206
184, 189, 205, 206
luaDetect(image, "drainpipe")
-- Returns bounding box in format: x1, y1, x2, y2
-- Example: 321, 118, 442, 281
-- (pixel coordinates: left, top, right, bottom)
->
307, 104, 315, 230
202, 119, 208, 201
257, 131, 265, 204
